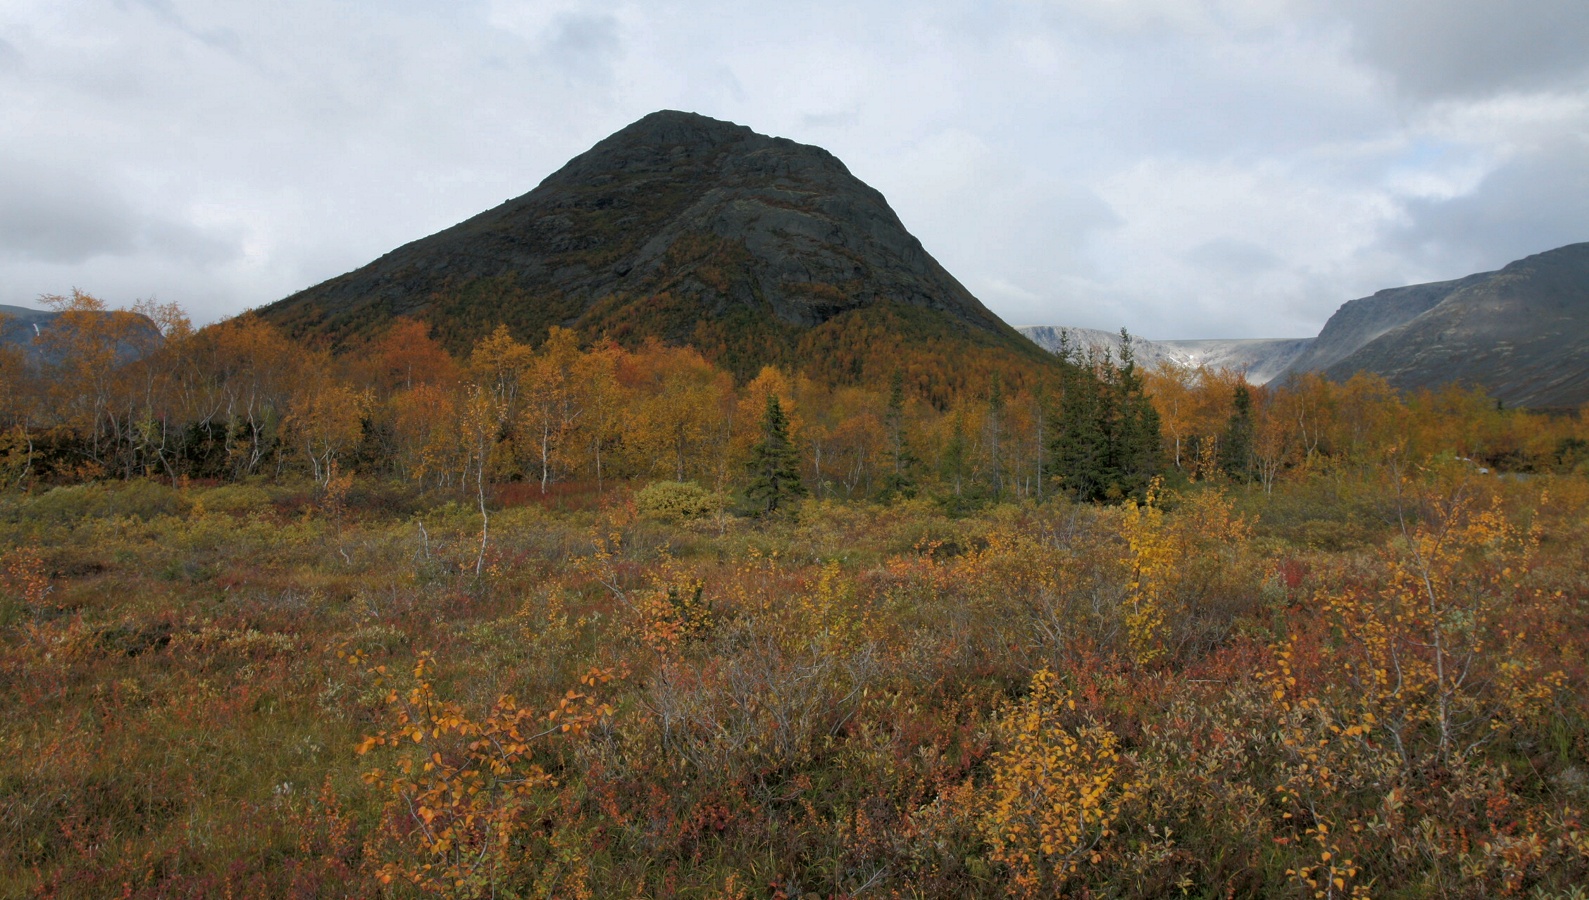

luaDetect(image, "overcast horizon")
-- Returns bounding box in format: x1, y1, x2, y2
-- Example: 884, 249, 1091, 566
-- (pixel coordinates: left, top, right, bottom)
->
3, 1, 1587, 339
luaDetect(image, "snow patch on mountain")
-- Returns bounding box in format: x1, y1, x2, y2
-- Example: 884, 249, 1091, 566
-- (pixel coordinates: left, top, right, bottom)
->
1018, 325, 1313, 384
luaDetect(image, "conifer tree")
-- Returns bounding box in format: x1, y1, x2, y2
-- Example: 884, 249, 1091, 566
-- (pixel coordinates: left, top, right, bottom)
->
985, 371, 1006, 498
1221, 382, 1255, 482
878, 371, 918, 501
744, 393, 806, 513
940, 414, 969, 498
1109, 332, 1162, 500
1049, 331, 1162, 503
1052, 360, 1110, 501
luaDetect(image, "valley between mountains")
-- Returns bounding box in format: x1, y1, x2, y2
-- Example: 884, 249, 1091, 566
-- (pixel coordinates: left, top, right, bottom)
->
2, 111, 1587, 898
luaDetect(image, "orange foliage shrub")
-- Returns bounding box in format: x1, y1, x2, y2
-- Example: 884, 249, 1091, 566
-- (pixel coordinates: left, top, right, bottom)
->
354, 652, 614, 897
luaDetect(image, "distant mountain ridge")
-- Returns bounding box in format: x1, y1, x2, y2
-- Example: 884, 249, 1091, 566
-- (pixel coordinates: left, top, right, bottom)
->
1018, 326, 1312, 384
256, 110, 1050, 387
1310, 243, 1589, 408
1022, 242, 1589, 408
1278, 273, 1492, 376
0, 304, 57, 343
0, 303, 162, 365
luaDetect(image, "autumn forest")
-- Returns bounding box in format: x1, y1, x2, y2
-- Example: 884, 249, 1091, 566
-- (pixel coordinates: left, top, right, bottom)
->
3, 290, 1589, 898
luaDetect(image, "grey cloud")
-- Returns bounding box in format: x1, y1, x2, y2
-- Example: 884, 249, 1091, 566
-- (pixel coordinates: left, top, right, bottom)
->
928, 180, 1123, 327
129, 0, 182, 23
1185, 238, 1283, 274
128, 0, 241, 53
0, 38, 22, 76
139, 219, 243, 267
0, 167, 139, 264
802, 110, 859, 129
541, 12, 621, 84
1334, 1, 1589, 100
693, 65, 748, 104
193, 26, 245, 56
0, 159, 241, 267
1391, 135, 1589, 274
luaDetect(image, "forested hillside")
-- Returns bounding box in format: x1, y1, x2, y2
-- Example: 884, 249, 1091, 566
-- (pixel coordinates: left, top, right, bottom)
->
2, 293, 1588, 897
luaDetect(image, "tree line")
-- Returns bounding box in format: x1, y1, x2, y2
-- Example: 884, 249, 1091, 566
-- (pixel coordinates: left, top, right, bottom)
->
3, 291, 1585, 506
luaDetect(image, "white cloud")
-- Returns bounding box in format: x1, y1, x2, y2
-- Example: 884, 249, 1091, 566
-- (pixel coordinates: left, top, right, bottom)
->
1076, 156, 1410, 336
0, 0, 1585, 339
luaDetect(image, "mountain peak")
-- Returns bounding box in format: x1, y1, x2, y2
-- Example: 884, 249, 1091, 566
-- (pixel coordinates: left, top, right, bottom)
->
614, 109, 754, 145
256, 112, 1045, 387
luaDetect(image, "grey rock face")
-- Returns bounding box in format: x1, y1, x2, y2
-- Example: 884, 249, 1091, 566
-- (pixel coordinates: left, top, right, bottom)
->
1281, 273, 1492, 376
1315, 242, 1589, 408
257, 110, 1020, 362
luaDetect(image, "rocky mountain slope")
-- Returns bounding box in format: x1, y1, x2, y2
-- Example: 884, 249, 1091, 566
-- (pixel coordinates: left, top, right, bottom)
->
0, 304, 59, 348
0, 304, 162, 365
1018, 326, 1311, 384
1024, 242, 1589, 407
256, 110, 1049, 385
1312, 243, 1589, 408
1280, 273, 1493, 376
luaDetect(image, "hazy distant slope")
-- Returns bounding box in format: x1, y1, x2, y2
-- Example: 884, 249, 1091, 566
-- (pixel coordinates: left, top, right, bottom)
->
0, 304, 56, 344
1025, 243, 1589, 404
1319, 243, 1589, 408
1019, 326, 1177, 366
1019, 325, 1312, 384
0, 303, 162, 365
1154, 338, 1314, 384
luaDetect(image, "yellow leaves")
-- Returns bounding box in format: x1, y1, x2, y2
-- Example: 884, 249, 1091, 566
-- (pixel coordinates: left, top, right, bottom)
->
1308, 483, 1562, 767
1115, 479, 1252, 666
636, 554, 712, 654
793, 558, 867, 651
976, 669, 1134, 896
1118, 479, 1175, 665
354, 651, 613, 897
1287, 826, 1364, 900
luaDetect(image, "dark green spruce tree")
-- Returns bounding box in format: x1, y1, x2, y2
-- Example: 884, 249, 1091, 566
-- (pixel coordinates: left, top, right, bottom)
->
1048, 330, 1162, 503
985, 371, 1006, 498
1051, 355, 1110, 501
1109, 332, 1162, 501
1220, 382, 1255, 482
745, 393, 807, 514
877, 371, 918, 501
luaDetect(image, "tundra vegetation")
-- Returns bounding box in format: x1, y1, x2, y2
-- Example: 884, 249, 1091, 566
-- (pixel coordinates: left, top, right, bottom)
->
1, 294, 1587, 898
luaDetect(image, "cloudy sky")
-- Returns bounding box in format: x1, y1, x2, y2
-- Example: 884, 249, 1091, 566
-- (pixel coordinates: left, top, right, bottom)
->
2, 0, 1587, 338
